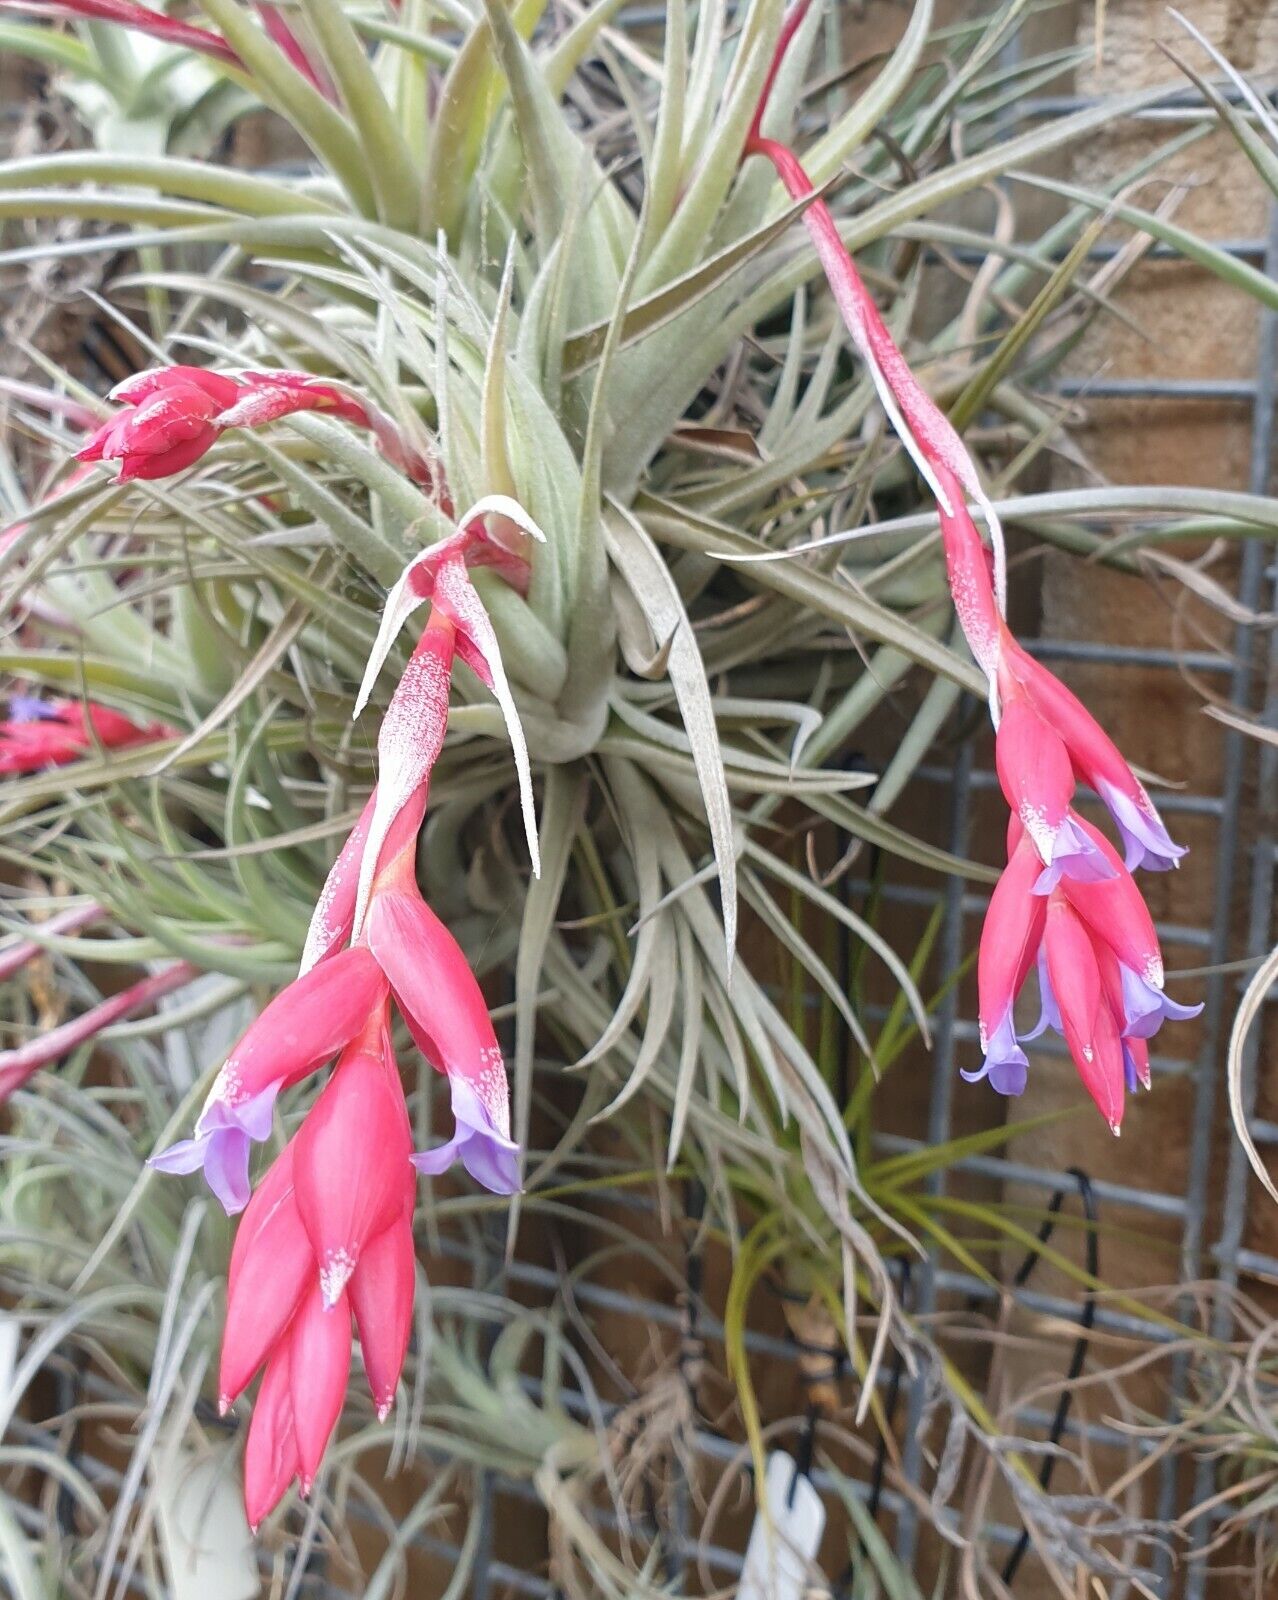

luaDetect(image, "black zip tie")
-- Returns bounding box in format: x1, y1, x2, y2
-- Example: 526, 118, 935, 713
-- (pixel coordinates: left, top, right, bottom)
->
787, 1402, 820, 1511
1000, 1166, 1099, 1587
680, 1178, 706, 1411
764, 1276, 815, 1308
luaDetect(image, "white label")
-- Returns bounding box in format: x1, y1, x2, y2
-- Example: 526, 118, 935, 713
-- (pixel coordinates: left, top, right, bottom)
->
738, 1451, 827, 1600
155, 1449, 259, 1600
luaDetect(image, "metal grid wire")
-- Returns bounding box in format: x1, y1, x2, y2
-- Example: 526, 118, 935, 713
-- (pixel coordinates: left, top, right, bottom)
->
2, 61, 1276, 1600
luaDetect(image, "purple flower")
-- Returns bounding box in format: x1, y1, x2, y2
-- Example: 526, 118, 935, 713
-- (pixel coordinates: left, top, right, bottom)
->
1121, 1039, 1144, 1094
1117, 963, 1203, 1040
150, 1083, 280, 1214
7, 696, 59, 723
1033, 814, 1118, 894
1098, 782, 1188, 874
962, 1011, 1029, 1096
1023, 949, 1062, 1041
411, 1074, 520, 1195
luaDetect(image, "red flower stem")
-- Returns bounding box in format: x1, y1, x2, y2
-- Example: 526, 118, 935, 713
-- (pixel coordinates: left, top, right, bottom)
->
0, 901, 104, 984
742, 1, 1008, 618
0, 960, 199, 1101
0, 0, 241, 66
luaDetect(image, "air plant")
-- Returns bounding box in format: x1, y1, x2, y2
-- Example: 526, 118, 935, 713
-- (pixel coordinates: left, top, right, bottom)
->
0, 0, 1266, 1591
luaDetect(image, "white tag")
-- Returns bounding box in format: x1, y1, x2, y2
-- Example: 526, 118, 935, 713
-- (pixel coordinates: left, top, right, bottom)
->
154, 1447, 259, 1600
738, 1450, 826, 1600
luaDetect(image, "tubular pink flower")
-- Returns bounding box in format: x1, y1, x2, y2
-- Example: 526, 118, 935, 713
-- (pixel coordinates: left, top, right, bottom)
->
999, 811, 1198, 1109
141, 478, 532, 1531
739, 5, 1198, 1120
291, 1023, 414, 1308
1043, 895, 1126, 1133
1051, 812, 1165, 985
109, 368, 242, 409
999, 637, 1186, 872
77, 365, 442, 491
349, 1209, 415, 1420
365, 888, 520, 1195
157, 859, 520, 1210
0, 961, 199, 1102
288, 1281, 352, 1493
76, 368, 237, 482
994, 694, 1114, 892
965, 831, 1045, 1097
218, 1087, 419, 1521
149, 944, 389, 1214
243, 1345, 299, 1535
220, 1147, 312, 1409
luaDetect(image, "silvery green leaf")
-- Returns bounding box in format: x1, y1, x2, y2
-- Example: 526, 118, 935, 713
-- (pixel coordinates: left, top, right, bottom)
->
606, 502, 738, 969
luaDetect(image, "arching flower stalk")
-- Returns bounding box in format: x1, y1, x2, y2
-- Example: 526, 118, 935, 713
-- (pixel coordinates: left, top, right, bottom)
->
748, 3, 1200, 1129
0, 960, 201, 1101
0, 0, 338, 99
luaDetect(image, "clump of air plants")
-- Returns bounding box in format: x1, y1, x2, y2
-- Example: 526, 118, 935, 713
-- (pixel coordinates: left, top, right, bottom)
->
0, 0, 1248, 1587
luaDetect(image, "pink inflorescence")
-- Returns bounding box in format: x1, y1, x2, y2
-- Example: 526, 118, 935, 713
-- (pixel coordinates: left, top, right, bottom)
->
116, 383, 544, 1522
76, 364, 442, 491
0, 695, 173, 773
746, 3, 1200, 1132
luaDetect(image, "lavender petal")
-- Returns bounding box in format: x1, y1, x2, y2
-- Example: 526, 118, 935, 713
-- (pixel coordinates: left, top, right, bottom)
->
411, 1074, 522, 1196
962, 1012, 1028, 1096
1119, 964, 1204, 1040
201, 1128, 253, 1215
148, 1135, 209, 1176
1022, 949, 1062, 1042
1099, 782, 1187, 873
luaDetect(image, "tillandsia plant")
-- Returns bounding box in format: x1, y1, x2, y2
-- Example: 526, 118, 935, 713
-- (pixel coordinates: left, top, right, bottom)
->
738, 0, 1202, 1135
0, 0, 1269, 1588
